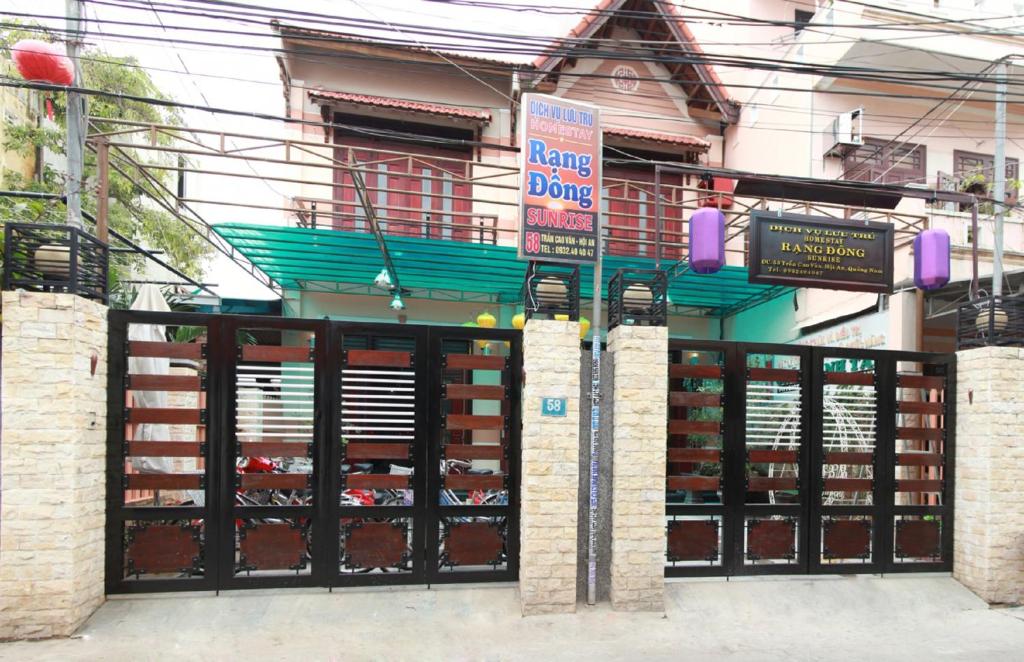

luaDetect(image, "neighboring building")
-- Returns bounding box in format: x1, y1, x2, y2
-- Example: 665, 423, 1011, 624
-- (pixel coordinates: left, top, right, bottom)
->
705, 0, 1024, 351
212, 0, 1023, 352
0, 58, 39, 187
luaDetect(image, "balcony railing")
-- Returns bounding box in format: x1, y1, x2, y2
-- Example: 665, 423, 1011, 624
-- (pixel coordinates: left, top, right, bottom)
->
957, 295, 1024, 349
2, 222, 109, 303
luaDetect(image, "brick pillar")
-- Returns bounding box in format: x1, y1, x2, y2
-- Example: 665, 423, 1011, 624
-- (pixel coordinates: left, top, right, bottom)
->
0, 292, 107, 639
520, 319, 580, 615
607, 325, 667, 611
954, 346, 1024, 604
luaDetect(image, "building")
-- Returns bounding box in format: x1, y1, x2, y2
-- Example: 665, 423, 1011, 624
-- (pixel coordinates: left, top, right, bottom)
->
0, 57, 39, 187
209, 0, 1024, 351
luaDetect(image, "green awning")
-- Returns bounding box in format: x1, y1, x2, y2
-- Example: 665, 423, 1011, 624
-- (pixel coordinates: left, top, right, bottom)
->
213, 223, 789, 316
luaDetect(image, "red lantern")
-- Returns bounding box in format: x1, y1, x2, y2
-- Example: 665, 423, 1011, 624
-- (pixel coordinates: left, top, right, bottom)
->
11, 40, 74, 86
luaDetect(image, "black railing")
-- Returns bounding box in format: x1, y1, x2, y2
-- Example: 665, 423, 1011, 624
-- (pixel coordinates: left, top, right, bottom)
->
956, 295, 1024, 349
608, 268, 668, 329
3, 223, 109, 303
522, 261, 580, 321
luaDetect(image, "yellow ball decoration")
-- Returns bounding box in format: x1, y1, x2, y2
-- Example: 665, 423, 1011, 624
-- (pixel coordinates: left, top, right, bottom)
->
579, 316, 591, 339
511, 313, 526, 330
477, 311, 497, 329
554, 314, 569, 321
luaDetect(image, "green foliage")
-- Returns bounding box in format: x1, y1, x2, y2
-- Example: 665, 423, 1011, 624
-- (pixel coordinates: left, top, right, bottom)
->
0, 21, 210, 300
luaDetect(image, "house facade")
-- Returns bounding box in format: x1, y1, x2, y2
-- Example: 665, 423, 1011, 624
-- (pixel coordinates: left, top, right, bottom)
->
233, 0, 1024, 352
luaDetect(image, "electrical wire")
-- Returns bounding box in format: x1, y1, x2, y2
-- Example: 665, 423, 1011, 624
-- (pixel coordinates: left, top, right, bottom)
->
6, 20, 1024, 106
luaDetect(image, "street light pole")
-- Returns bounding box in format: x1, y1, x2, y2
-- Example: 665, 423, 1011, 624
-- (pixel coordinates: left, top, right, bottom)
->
993, 60, 1007, 297
65, 0, 86, 229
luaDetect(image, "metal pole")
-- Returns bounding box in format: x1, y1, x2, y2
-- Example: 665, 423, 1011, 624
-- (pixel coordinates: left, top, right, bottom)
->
971, 201, 980, 300
586, 256, 601, 606
65, 0, 86, 229
655, 165, 662, 269
96, 137, 110, 242
993, 60, 1007, 297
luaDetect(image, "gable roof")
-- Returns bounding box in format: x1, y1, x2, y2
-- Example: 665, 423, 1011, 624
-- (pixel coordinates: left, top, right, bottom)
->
531, 0, 739, 123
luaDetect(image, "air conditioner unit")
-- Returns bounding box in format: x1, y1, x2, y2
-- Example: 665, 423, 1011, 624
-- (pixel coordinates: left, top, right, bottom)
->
824, 108, 863, 158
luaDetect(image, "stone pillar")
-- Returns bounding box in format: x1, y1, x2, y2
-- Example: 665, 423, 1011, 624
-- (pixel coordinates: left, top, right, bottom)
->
607, 325, 667, 611
954, 346, 1024, 605
520, 318, 580, 615
0, 292, 107, 639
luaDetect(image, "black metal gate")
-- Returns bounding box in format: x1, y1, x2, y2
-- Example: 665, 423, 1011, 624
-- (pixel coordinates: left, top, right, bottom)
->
106, 311, 520, 593
665, 340, 954, 577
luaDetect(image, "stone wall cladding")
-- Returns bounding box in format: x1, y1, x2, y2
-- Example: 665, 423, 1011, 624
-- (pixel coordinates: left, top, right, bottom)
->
0, 292, 107, 639
954, 346, 1024, 605
520, 319, 580, 615
607, 325, 667, 612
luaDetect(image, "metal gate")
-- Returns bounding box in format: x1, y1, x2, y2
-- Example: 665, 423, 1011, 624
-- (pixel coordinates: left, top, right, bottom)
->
665, 340, 954, 576
106, 311, 520, 593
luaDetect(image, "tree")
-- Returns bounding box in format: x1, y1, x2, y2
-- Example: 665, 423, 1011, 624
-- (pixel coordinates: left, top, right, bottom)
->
0, 22, 211, 291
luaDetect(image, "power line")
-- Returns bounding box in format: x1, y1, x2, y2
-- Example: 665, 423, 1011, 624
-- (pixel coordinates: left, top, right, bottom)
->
9, 6, 1024, 90
6, 19, 1024, 105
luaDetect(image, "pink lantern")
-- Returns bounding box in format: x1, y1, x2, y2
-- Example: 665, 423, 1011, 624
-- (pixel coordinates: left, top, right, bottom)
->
689, 207, 725, 274
913, 228, 950, 291
11, 40, 74, 86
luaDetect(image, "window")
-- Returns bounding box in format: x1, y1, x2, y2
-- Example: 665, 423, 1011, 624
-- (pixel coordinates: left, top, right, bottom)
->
794, 9, 815, 33
842, 138, 926, 185
953, 150, 1019, 183
331, 113, 476, 241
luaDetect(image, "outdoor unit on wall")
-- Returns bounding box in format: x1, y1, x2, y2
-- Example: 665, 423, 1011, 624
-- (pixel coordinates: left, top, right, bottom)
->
824, 108, 864, 158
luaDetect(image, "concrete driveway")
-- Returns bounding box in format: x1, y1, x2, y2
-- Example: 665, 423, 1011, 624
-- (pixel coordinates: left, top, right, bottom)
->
2, 575, 1023, 661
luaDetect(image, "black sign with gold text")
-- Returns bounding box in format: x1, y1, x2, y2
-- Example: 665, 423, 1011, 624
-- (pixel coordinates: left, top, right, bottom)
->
748, 211, 894, 293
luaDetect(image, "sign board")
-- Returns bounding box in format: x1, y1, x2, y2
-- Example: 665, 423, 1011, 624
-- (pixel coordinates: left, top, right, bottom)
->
748, 211, 894, 293
540, 397, 568, 417
794, 309, 889, 350
518, 93, 601, 263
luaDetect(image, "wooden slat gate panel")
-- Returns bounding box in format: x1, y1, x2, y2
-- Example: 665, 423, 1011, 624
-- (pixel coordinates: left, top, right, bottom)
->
106, 312, 521, 593
665, 340, 954, 578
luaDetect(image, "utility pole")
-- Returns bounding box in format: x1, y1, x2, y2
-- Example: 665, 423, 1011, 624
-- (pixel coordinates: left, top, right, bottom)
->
993, 60, 1007, 298
65, 0, 86, 229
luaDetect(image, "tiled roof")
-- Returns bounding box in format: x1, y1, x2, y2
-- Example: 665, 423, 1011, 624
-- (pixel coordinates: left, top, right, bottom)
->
604, 125, 710, 151
274, 22, 523, 67
308, 90, 492, 122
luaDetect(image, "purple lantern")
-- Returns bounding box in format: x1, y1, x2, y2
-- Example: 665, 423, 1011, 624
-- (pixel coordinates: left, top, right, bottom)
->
689, 207, 725, 274
913, 228, 950, 290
